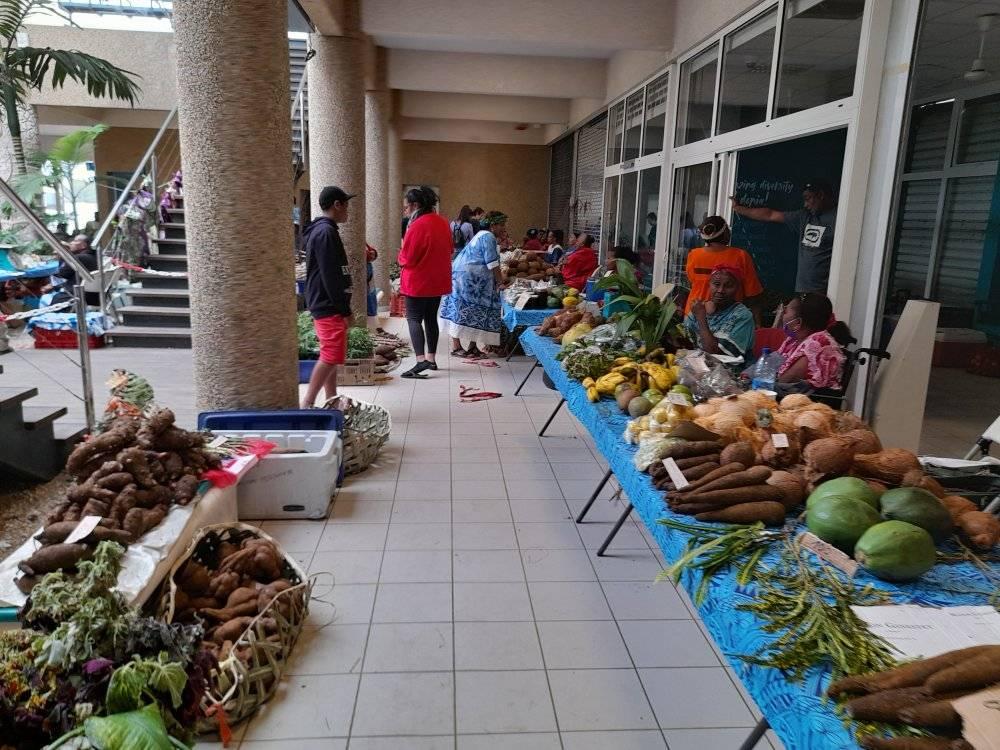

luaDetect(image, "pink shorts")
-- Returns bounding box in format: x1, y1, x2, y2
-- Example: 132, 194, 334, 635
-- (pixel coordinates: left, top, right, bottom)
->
314, 314, 348, 365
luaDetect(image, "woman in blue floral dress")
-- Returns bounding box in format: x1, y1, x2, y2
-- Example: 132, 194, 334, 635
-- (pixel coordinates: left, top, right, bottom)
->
440, 211, 507, 359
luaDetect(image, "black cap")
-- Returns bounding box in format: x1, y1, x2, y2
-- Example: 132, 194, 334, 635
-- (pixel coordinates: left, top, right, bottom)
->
319, 186, 356, 210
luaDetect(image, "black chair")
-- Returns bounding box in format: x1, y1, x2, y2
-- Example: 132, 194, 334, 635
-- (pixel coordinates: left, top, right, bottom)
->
809, 345, 891, 408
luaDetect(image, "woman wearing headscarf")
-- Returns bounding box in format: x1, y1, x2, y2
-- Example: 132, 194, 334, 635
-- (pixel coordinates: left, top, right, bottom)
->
683, 263, 756, 362
776, 292, 854, 389
683, 216, 762, 316
440, 210, 508, 359
560, 233, 598, 291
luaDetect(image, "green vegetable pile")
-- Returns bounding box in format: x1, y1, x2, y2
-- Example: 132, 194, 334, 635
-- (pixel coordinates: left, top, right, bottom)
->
297, 312, 376, 361
347, 325, 375, 359
297, 311, 319, 359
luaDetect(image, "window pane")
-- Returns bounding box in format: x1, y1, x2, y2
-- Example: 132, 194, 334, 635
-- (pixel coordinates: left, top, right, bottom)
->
675, 45, 719, 147
936, 175, 993, 306
773, 0, 865, 118
643, 73, 669, 156
616, 171, 639, 252
957, 93, 1000, 165
602, 176, 619, 253
905, 101, 951, 172
607, 101, 625, 166
717, 9, 777, 135
624, 92, 644, 161
668, 162, 713, 285
889, 179, 941, 297
635, 167, 661, 290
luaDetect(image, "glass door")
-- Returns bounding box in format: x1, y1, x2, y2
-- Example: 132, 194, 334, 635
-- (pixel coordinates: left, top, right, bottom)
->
667, 161, 715, 287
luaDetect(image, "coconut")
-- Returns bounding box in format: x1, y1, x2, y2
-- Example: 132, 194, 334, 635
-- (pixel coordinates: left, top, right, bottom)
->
852, 449, 921, 485
793, 409, 834, 435
840, 429, 882, 455
720, 441, 755, 467
767, 470, 807, 510
803, 435, 857, 476
740, 390, 779, 410
761, 436, 801, 469
779, 393, 814, 410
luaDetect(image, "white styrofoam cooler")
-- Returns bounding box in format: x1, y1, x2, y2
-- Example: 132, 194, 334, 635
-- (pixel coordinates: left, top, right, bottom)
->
214, 430, 343, 520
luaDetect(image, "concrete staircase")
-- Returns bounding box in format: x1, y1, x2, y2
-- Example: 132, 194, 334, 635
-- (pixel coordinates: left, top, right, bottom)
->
112, 200, 193, 348
0, 365, 88, 481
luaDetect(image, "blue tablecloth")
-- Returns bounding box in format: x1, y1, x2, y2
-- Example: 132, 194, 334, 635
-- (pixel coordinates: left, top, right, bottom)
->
520, 328, 999, 750
0, 259, 59, 282
27, 311, 110, 336
501, 299, 558, 332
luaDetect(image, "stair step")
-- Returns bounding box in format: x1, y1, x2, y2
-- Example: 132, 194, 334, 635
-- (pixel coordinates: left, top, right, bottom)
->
132, 271, 189, 290
127, 288, 190, 308
165, 207, 185, 217
153, 237, 187, 248
21, 404, 68, 430
111, 326, 192, 348
147, 254, 188, 271
120, 305, 191, 328
54, 419, 89, 444
0, 385, 38, 408
160, 222, 186, 230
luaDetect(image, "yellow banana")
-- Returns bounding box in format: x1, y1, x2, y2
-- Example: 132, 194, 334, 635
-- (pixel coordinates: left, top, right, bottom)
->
581, 377, 599, 402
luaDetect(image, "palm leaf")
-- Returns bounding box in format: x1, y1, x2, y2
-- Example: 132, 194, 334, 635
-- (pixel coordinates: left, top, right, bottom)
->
0, 0, 41, 47
9, 167, 46, 199
47, 122, 107, 163
10, 46, 140, 103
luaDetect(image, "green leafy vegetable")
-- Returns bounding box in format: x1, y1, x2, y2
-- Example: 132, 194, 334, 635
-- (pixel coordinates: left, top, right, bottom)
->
347, 326, 375, 359
297, 311, 319, 359
596, 259, 677, 351
49, 704, 187, 750
107, 654, 188, 714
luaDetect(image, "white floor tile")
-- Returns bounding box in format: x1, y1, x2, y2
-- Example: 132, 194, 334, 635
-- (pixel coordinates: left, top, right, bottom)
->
454, 521, 518, 549
528, 581, 613, 621
451, 447, 501, 463
458, 734, 561, 749
378, 549, 452, 583
395, 480, 452, 501
537, 620, 632, 669
241, 674, 358, 740
453, 479, 508, 499
453, 549, 525, 582
309, 550, 383, 584
577, 522, 648, 550
588, 549, 664, 582
638, 668, 756, 729
452, 499, 513, 522
509, 499, 574, 522
454, 582, 534, 622
391, 500, 452, 523
399, 462, 452, 481
239, 740, 347, 749
386, 522, 453, 550
661, 729, 758, 750
520, 549, 597, 582
550, 462, 604, 481
560, 730, 667, 749
515, 522, 585, 549
285, 623, 368, 674
456, 670, 557, 734
601, 582, 690, 620
349, 737, 452, 750
343, 480, 397, 500
505, 479, 563, 500
364, 622, 453, 672
306, 583, 375, 627
259, 520, 325, 553
373, 582, 453, 623
547, 669, 657, 731
454, 621, 544, 670
317, 523, 388, 551
619, 620, 720, 668
352, 672, 455, 736
501, 462, 557, 480
330, 497, 394, 523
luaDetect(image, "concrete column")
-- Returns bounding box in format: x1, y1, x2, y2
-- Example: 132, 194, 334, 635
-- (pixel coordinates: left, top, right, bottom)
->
173, 0, 298, 411
386, 115, 403, 263
308, 28, 367, 323
366, 86, 390, 310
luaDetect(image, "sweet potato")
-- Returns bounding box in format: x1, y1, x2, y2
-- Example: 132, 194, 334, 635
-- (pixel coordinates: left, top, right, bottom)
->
846, 686, 932, 722
219, 538, 283, 581
177, 559, 213, 596
257, 579, 293, 613
897, 699, 961, 729
827, 645, 997, 697
683, 466, 773, 496
694, 501, 786, 526
18, 543, 93, 576
210, 615, 254, 644
208, 570, 243, 601
925, 647, 1000, 695
955, 511, 1000, 550
201, 587, 260, 621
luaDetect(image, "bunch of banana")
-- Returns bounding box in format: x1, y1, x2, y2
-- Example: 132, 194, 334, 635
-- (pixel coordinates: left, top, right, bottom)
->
594, 371, 626, 395
581, 377, 599, 402
638, 362, 675, 391
643, 348, 677, 367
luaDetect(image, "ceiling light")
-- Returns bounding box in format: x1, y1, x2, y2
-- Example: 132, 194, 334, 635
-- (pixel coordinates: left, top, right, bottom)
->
965, 13, 996, 82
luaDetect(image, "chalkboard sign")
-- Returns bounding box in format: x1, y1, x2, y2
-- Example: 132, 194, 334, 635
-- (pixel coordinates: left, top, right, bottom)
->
731, 128, 847, 295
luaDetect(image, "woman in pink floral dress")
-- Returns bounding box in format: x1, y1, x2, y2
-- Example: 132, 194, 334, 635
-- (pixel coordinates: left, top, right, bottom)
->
776, 293, 854, 389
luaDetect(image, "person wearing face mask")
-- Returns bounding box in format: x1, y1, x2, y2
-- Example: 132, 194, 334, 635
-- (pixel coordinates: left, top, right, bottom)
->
683, 264, 755, 362
775, 292, 853, 389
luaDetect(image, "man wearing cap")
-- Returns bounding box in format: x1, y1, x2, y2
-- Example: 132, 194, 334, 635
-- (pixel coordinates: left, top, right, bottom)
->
301, 185, 355, 408
730, 179, 838, 293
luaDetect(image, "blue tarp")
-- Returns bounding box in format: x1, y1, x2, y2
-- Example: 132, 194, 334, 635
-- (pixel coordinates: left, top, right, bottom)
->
501, 299, 558, 332
519, 328, 1000, 750
27, 311, 109, 336
0, 259, 59, 282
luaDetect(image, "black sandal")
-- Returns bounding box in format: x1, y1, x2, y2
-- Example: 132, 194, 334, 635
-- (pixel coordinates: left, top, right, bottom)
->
401, 367, 429, 379
451, 347, 469, 357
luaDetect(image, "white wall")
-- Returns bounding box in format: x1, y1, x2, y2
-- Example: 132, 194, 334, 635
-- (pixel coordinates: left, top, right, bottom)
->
664, 0, 762, 59
606, 50, 667, 103
400, 91, 569, 125
398, 117, 549, 145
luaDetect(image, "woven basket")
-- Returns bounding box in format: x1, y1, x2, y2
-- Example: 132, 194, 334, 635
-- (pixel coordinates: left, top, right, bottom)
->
323, 396, 391, 475
159, 523, 312, 733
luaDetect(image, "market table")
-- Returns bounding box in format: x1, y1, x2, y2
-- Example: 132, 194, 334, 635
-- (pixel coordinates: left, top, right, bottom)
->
501, 298, 558, 394
518, 327, 1000, 750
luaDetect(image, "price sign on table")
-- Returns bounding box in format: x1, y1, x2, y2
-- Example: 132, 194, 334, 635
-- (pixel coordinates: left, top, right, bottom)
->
514, 292, 532, 310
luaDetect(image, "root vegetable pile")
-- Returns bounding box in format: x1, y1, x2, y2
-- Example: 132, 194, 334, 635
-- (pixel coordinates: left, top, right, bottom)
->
172, 534, 297, 665
15, 407, 221, 593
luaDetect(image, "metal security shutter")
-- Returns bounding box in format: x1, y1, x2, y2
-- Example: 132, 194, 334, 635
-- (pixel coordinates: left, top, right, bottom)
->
890, 179, 941, 295
936, 175, 994, 305
548, 135, 574, 234
905, 102, 950, 172
957, 93, 1000, 164
573, 113, 607, 239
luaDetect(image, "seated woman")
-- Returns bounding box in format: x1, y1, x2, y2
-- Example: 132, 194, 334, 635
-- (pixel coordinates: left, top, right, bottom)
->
683, 264, 755, 362
560, 233, 598, 291
776, 292, 854, 390
545, 229, 565, 264
521, 228, 543, 253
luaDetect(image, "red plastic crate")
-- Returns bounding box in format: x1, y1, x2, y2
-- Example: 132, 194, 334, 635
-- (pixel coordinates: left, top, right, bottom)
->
33, 328, 105, 349
389, 292, 406, 317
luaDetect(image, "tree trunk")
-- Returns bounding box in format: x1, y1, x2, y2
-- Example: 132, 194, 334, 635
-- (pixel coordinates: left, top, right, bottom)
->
3, 89, 26, 176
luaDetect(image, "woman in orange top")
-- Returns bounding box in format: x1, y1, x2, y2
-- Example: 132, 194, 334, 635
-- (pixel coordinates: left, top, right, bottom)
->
684, 216, 763, 316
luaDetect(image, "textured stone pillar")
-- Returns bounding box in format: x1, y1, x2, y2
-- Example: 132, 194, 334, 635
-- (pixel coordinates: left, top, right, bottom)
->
173, 0, 298, 411
308, 27, 367, 323
366, 85, 390, 309
386, 116, 403, 264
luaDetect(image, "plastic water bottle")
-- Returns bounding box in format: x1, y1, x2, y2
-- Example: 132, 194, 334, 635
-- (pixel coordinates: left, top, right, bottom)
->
750, 347, 778, 391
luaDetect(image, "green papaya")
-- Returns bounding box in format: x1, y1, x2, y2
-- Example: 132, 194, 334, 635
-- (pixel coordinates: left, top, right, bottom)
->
878, 487, 953, 542
806, 477, 880, 511
806, 495, 881, 552
855, 520, 937, 582
546, 296, 562, 309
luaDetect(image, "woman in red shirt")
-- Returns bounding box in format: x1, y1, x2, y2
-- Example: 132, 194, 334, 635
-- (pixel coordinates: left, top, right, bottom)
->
398, 186, 453, 378
561, 233, 599, 291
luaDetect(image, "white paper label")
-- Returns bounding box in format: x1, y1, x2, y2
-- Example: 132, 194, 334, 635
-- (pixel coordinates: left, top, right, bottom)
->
64, 515, 103, 544
797, 531, 858, 577
954, 687, 1000, 750
208, 435, 227, 448
514, 292, 532, 310
851, 604, 1000, 660
603, 270, 613, 278
771, 433, 789, 448
662, 457, 689, 489
666, 392, 690, 406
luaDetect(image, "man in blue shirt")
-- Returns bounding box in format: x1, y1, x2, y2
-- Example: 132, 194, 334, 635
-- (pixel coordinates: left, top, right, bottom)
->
730, 179, 838, 293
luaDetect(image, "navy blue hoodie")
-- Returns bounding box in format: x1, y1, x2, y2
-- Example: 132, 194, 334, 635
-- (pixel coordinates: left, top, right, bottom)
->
303, 216, 352, 318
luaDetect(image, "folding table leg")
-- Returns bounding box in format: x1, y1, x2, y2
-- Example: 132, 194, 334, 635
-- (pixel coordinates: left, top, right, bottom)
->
514, 360, 540, 396
737, 718, 770, 750
597, 502, 634, 556
505, 325, 525, 361
575, 469, 613, 523
538, 398, 565, 437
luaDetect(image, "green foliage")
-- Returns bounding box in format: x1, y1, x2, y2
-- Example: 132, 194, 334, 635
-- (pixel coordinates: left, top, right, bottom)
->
347, 326, 375, 359
297, 311, 319, 359
106, 654, 188, 714
49, 704, 188, 750
596, 259, 677, 351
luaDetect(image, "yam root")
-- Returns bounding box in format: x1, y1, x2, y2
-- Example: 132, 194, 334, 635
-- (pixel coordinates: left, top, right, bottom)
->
673, 463, 745, 494
135, 485, 171, 509
897, 699, 961, 730
846, 687, 932, 723
672, 484, 785, 508
136, 407, 175, 448
694, 501, 787, 526
924, 647, 1000, 695
674, 453, 721, 470
859, 738, 963, 750
941, 495, 978, 520
79, 499, 110, 518
65, 422, 136, 478
35, 522, 132, 546
210, 616, 254, 644
660, 441, 723, 460
171, 474, 200, 506
122, 505, 167, 540
118, 446, 156, 488
680, 466, 772, 496
657, 462, 720, 490
827, 645, 998, 698
18, 543, 93, 576
720, 441, 755, 467
15, 574, 40, 595
955, 511, 1000, 550
96, 472, 135, 491
154, 426, 206, 452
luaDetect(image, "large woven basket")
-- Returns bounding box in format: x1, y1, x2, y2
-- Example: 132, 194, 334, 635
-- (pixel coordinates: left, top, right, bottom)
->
324, 396, 391, 475
159, 523, 312, 733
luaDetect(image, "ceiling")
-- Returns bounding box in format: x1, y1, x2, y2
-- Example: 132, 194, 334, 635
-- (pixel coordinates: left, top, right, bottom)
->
913, 0, 1000, 99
